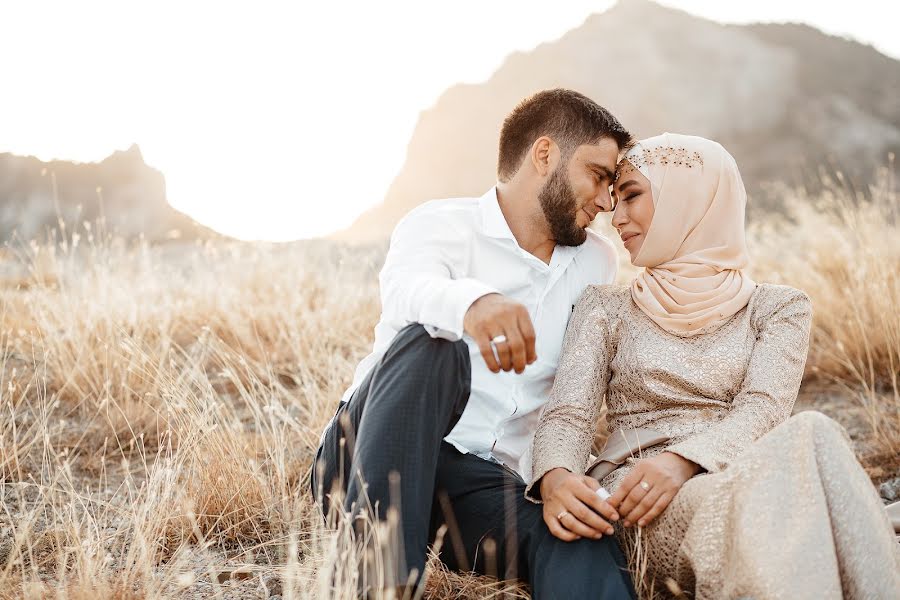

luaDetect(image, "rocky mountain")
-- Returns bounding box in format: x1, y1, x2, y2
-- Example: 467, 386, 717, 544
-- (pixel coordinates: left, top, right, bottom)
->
334, 0, 900, 242
0, 144, 220, 245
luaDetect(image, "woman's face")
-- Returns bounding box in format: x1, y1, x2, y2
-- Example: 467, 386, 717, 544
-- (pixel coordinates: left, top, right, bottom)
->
611, 163, 655, 262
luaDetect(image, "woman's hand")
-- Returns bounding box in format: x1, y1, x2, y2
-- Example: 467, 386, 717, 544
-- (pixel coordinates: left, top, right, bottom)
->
539, 467, 620, 542
608, 452, 701, 528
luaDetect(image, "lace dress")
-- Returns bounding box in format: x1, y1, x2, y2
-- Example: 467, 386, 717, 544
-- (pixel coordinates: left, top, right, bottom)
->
527, 283, 900, 599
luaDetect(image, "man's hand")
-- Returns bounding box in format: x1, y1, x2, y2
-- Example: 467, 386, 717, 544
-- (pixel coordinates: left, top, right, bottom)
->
538, 468, 620, 542
608, 452, 701, 528
463, 293, 537, 373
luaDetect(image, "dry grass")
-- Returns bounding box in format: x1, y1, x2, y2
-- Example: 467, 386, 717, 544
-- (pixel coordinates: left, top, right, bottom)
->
0, 171, 897, 598
748, 165, 900, 464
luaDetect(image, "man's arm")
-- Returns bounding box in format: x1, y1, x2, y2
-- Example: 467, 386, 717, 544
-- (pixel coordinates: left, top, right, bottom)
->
379, 204, 536, 373
379, 205, 497, 340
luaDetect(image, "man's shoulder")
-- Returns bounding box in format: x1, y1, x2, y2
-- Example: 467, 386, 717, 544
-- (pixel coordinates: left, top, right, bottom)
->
400, 196, 482, 229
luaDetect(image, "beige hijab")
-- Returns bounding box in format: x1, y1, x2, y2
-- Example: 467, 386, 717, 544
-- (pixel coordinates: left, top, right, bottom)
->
624, 133, 756, 336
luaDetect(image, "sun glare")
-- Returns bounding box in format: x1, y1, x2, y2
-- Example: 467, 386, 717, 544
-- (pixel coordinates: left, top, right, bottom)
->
1, 1, 896, 241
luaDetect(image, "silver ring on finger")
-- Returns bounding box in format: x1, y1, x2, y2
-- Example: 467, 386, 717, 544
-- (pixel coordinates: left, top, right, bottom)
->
490, 334, 508, 345
556, 510, 571, 522
639, 480, 651, 492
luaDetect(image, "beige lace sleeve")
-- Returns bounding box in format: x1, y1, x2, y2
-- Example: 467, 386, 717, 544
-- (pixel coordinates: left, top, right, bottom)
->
525, 286, 616, 503
666, 288, 813, 473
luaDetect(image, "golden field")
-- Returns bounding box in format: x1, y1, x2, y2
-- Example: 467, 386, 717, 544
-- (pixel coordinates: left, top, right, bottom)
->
0, 170, 897, 599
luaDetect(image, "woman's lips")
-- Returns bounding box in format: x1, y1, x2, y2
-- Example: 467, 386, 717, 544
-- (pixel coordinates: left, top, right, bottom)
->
620, 231, 639, 245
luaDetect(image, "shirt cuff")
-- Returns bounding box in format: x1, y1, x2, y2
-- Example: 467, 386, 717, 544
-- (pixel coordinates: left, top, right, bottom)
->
424, 278, 497, 341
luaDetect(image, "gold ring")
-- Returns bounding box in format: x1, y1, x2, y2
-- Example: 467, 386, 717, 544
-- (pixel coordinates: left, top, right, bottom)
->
640, 481, 651, 491
556, 510, 570, 521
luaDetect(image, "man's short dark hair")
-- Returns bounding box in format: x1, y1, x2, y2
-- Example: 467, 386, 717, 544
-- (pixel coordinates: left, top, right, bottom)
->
497, 89, 631, 182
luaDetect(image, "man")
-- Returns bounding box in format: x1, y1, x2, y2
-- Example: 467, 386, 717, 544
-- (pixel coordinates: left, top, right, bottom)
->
311, 88, 636, 598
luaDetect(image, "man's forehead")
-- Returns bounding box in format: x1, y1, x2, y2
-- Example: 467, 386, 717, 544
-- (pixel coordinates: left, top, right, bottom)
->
575, 138, 620, 167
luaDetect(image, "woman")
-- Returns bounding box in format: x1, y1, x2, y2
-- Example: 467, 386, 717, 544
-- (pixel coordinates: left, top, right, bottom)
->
526, 133, 900, 599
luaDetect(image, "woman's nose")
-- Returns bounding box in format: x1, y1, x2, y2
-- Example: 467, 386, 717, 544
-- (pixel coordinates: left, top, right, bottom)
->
611, 203, 627, 228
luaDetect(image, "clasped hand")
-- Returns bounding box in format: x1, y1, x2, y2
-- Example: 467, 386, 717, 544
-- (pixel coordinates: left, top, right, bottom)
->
541, 452, 701, 541
608, 451, 701, 528
539, 468, 619, 541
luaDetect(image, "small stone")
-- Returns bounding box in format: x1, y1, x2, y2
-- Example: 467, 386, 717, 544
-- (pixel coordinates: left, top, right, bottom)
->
879, 477, 900, 502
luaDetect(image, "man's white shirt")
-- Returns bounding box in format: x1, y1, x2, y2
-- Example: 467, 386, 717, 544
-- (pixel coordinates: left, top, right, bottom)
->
321, 187, 618, 481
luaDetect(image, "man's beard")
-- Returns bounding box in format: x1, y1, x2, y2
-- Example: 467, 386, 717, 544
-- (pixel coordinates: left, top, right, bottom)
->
538, 164, 587, 246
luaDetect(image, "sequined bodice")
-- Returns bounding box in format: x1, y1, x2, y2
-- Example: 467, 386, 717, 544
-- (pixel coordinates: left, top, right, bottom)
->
606, 290, 756, 441
527, 282, 812, 495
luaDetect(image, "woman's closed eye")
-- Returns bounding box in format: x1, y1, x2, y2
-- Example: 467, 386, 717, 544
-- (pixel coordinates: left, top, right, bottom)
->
622, 192, 640, 203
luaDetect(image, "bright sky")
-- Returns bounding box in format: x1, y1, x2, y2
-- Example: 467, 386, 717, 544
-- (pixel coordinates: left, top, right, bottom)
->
2, 1, 897, 241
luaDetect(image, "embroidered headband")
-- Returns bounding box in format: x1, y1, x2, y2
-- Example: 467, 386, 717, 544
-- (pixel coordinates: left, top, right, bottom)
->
617, 144, 705, 181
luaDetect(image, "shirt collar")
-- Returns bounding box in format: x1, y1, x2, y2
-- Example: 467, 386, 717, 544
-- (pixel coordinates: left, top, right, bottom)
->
479, 186, 515, 240
479, 186, 583, 268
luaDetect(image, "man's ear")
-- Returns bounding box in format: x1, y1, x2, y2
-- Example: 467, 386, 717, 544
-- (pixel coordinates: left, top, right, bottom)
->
530, 136, 558, 177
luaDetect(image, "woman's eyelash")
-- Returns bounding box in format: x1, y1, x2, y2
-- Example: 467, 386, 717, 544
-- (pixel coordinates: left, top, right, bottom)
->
623, 193, 638, 202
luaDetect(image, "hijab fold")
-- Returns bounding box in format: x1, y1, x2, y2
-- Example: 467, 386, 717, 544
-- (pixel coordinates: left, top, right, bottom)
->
625, 133, 756, 336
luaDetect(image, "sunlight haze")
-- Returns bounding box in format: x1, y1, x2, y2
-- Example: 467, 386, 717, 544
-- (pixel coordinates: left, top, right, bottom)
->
1, 0, 897, 241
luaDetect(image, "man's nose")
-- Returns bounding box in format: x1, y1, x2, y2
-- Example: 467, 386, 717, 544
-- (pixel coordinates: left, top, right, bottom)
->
595, 188, 614, 213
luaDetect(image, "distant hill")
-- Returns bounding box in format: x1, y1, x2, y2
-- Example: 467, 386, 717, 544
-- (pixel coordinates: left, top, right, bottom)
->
334, 0, 900, 243
0, 144, 220, 245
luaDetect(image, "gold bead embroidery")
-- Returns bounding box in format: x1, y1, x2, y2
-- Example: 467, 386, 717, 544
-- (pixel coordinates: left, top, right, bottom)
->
616, 146, 704, 180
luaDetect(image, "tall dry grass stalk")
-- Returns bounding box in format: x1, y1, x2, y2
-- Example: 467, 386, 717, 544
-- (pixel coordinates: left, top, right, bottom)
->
749, 164, 900, 462
0, 171, 896, 598
0, 233, 385, 597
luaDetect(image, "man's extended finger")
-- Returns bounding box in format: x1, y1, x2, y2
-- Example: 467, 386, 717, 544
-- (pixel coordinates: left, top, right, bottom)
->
475, 333, 501, 373
490, 330, 514, 372
623, 487, 663, 526
637, 491, 675, 527
505, 328, 527, 374
517, 312, 537, 364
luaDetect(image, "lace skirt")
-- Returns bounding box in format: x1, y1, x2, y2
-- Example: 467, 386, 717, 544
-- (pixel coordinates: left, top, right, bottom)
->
615, 411, 900, 600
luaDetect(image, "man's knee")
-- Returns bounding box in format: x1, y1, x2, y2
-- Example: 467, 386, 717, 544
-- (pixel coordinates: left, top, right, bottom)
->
534, 529, 621, 564
531, 533, 634, 598
378, 324, 471, 398
389, 323, 469, 364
